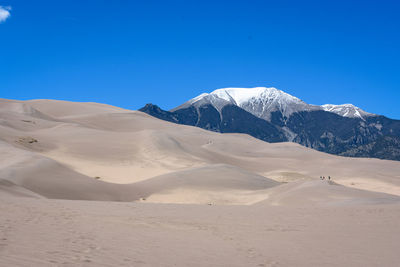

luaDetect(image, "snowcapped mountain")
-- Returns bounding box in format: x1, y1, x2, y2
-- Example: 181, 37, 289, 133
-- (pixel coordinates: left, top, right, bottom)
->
140, 86, 400, 161
321, 104, 373, 120
174, 87, 317, 121
174, 87, 375, 121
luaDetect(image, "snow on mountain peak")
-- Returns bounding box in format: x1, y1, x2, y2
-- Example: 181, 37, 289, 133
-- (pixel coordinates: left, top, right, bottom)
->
210, 87, 299, 105
174, 86, 376, 121
184, 87, 317, 121
321, 104, 373, 120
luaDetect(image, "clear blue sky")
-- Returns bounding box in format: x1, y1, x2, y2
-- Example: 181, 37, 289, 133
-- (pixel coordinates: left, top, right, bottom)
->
1, 0, 399, 119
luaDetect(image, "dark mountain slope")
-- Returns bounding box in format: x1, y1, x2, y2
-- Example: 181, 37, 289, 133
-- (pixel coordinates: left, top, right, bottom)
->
139, 104, 286, 143
140, 103, 400, 161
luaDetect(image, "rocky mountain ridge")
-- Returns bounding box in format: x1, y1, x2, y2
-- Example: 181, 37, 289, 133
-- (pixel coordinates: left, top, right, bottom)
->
140, 87, 400, 161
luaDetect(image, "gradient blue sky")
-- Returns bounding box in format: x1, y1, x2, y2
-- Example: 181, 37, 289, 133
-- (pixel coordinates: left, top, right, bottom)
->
1, 0, 399, 118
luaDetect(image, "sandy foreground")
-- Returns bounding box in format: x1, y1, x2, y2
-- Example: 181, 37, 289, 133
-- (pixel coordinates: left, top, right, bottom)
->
1, 98, 400, 266
1, 194, 400, 267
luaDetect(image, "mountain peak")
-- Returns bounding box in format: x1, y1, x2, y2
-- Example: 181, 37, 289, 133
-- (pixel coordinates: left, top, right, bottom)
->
209, 87, 301, 105
321, 104, 373, 120
173, 86, 376, 121
179, 87, 316, 121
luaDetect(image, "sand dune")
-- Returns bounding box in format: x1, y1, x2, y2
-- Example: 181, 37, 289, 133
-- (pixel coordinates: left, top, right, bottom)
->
1, 98, 400, 204
0, 179, 43, 199
133, 164, 280, 204
259, 180, 400, 206
1, 98, 400, 266
0, 141, 140, 201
